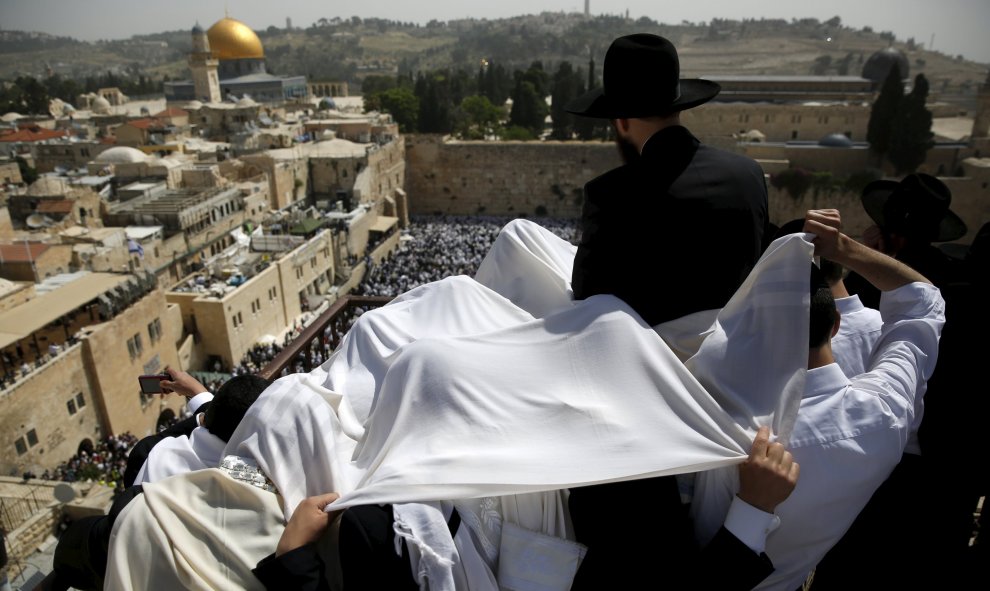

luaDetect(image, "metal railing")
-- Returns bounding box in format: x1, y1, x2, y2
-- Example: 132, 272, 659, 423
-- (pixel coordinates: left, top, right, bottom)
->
0, 488, 47, 532
258, 294, 391, 380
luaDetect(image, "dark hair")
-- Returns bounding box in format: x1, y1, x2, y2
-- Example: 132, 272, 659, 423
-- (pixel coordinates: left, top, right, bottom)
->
810, 264, 837, 348
819, 257, 845, 286
203, 374, 271, 442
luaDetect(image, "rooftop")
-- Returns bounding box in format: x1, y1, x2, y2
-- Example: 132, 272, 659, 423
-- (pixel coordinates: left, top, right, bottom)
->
0, 272, 133, 349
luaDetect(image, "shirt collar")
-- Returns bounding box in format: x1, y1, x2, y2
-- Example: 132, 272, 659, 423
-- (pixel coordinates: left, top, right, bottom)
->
834, 295, 864, 315
804, 363, 849, 398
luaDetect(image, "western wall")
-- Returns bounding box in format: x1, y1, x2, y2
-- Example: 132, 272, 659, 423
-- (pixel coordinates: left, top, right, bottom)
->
404, 135, 988, 245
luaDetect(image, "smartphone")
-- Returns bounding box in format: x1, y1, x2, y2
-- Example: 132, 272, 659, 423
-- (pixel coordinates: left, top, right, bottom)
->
138, 374, 167, 394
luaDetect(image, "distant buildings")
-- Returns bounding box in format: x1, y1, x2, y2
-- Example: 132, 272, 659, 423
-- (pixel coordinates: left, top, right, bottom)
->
164, 17, 308, 103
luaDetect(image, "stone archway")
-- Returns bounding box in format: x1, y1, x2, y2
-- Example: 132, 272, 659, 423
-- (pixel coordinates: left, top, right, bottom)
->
77, 438, 94, 456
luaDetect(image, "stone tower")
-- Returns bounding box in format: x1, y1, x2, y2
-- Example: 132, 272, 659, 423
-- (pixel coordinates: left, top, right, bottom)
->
971, 70, 990, 139
189, 23, 221, 103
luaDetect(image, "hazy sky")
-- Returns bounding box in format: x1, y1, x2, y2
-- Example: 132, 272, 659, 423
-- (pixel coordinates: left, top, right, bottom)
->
2, 0, 989, 63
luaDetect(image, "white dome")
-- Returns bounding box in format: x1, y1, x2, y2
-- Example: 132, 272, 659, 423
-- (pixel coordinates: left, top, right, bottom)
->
92, 96, 112, 114
185, 100, 204, 110
236, 96, 257, 107
1, 112, 24, 122
94, 146, 148, 164
26, 176, 70, 196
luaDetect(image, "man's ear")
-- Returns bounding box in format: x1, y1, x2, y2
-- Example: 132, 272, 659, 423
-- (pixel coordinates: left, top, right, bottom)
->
831, 310, 841, 339
613, 118, 631, 134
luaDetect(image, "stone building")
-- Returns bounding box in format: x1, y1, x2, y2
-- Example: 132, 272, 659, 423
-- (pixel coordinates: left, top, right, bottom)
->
166, 225, 336, 371
6, 176, 103, 231
0, 273, 184, 476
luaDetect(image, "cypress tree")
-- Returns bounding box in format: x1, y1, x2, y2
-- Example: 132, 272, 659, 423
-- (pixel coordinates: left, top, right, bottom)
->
888, 74, 934, 174
866, 66, 903, 162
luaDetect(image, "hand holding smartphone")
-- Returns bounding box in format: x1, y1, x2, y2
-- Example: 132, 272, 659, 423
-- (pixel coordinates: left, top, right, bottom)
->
138, 373, 169, 394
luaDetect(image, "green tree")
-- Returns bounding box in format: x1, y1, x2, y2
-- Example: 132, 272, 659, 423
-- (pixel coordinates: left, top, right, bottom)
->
866, 66, 904, 163
574, 55, 607, 141
16, 157, 38, 185
415, 72, 453, 133
888, 74, 934, 174
508, 78, 548, 136
501, 125, 536, 141
549, 61, 582, 140
377, 87, 419, 132
456, 95, 503, 139
479, 62, 511, 106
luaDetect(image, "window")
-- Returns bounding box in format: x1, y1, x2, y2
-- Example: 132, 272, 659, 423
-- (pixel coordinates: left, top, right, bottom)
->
26, 429, 38, 446
15, 437, 27, 455
148, 318, 163, 343
76, 392, 86, 408
127, 338, 137, 360
67, 399, 77, 415
791, 130, 799, 140
310, 258, 317, 269
134, 334, 143, 355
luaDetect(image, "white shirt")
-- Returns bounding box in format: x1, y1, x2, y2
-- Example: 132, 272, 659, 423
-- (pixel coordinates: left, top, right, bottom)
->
133, 391, 217, 485
691, 282, 945, 591
186, 391, 214, 415
830, 294, 882, 378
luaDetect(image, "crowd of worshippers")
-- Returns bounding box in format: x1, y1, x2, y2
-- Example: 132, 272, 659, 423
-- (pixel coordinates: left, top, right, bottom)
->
353, 214, 579, 298
47, 33, 989, 591
36, 433, 139, 492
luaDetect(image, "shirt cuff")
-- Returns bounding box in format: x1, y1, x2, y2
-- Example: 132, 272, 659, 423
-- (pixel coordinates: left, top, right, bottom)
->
187, 391, 214, 414
723, 496, 780, 554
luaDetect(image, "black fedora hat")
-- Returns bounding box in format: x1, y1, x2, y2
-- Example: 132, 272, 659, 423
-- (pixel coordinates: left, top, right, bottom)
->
861, 173, 967, 242
565, 33, 721, 119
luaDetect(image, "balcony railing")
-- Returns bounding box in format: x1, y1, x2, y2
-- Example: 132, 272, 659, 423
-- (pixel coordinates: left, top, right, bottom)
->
258, 294, 391, 381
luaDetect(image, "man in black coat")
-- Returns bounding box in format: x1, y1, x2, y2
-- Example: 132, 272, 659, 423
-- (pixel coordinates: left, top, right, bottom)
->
567, 34, 769, 327
564, 33, 774, 589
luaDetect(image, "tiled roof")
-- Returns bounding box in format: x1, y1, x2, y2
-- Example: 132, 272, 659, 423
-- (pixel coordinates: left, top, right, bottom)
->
0, 128, 71, 142
0, 242, 50, 262
36, 199, 75, 214
153, 107, 189, 117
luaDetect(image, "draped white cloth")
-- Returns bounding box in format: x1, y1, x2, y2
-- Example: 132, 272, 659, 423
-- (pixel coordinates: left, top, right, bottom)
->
133, 426, 227, 485
107, 219, 817, 590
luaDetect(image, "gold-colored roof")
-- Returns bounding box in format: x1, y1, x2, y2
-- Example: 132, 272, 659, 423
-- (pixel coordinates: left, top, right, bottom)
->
206, 17, 264, 60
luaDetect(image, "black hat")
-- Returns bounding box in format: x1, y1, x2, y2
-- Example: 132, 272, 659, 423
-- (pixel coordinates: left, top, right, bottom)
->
565, 33, 721, 119
861, 173, 967, 242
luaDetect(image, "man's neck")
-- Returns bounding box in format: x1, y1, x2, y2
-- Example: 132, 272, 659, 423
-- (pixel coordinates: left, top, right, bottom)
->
627, 114, 682, 153
808, 345, 835, 369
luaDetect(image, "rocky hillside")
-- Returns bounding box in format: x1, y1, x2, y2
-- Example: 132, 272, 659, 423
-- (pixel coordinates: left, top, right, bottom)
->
1, 13, 986, 99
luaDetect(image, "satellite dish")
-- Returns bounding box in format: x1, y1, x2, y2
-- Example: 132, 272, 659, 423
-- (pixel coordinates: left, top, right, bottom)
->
53, 482, 76, 503
26, 213, 48, 228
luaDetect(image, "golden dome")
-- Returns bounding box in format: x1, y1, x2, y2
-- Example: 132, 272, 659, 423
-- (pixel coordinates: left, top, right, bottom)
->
206, 17, 264, 60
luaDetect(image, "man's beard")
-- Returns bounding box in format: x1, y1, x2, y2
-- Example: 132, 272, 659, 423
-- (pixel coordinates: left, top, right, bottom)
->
615, 134, 640, 165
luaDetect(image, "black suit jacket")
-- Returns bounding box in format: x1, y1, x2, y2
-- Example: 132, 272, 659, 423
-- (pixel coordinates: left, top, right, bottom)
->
572, 125, 769, 326
569, 126, 772, 589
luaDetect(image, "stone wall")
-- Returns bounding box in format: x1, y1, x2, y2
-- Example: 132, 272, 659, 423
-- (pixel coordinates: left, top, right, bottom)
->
406, 135, 985, 246
404, 135, 620, 218
0, 345, 100, 474
81, 289, 184, 438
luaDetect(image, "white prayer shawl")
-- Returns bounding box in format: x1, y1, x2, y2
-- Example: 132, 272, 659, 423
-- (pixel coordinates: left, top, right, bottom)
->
109, 220, 817, 591
133, 426, 227, 485
106, 469, 284, 591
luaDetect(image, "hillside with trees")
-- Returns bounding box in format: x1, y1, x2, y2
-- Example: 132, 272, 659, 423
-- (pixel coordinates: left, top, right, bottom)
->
1, 13, 986, 107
